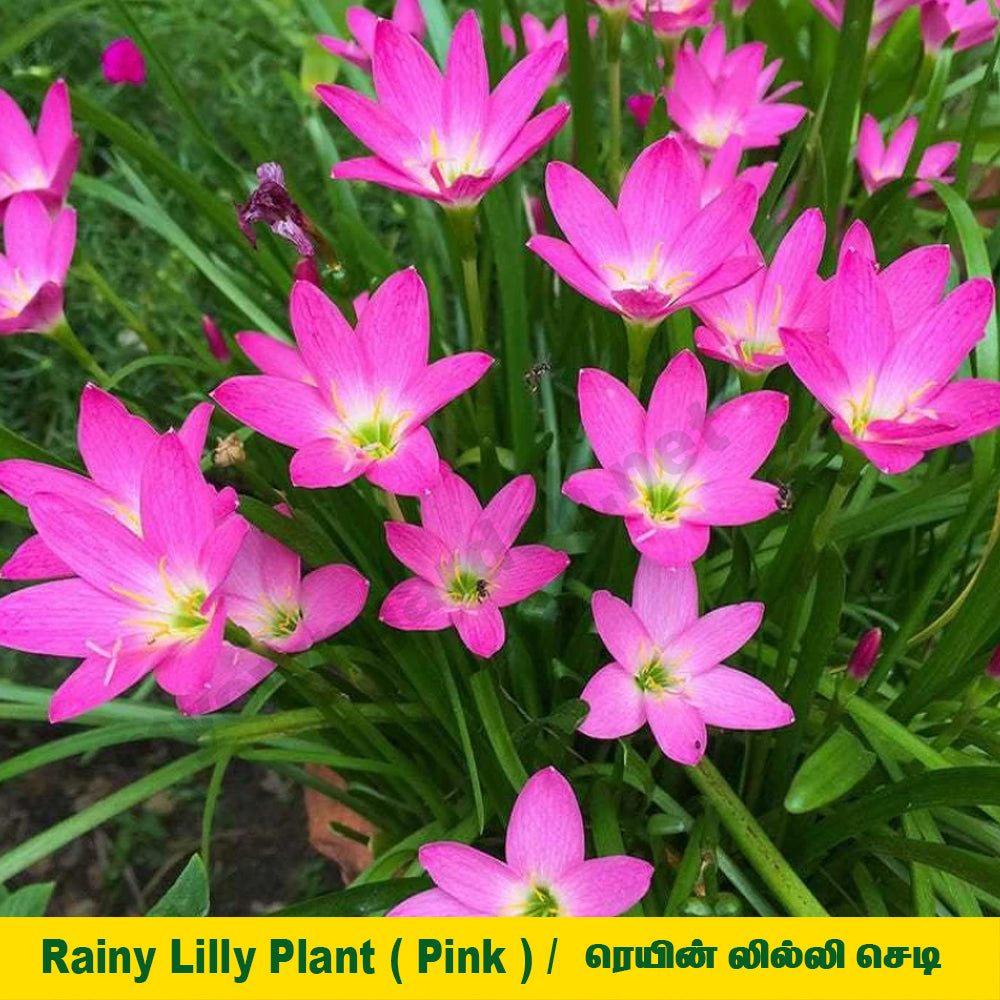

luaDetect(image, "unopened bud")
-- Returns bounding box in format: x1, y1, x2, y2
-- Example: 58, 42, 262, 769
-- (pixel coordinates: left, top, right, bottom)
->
213, 433, 245, 467
847, 627, 882, 681
294, 256, 322, 287
201, 314, 230, 363
986, 646, 1000, 681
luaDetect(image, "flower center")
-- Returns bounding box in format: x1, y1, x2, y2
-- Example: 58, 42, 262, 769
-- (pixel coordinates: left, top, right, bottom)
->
694, 116, 735, 149
0, 268, 36, 318
427, 129, 486, 188
635, 477, 698, 524
349, 415, 400, 459
446, 568, 491, 606
519, 882, 561, 917
267, 604, 303, 639
635, 656, 677, 694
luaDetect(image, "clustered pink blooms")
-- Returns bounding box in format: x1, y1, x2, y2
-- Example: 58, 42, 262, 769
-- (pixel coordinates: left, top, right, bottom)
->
856, 115, 959, 196
388, 768, 653, 916
0, 80, 79, 214
781, 222, 1000, 474
101, 37, 146, 86
0, 193, 76, 335
318, 11, 569, 207
0, 391, 368, 721
563, 352, 788, 564
380, 464, 569, 657
501, 13, 597, 82
921, 0, 998, 51
580, 558, 793, 764
666, 26, 806, 152
693, 208, 827, 374
319, 0, 426, 72
808, 0, 921, 46
629, 0, 715, 39
214, 269, 491, 495
529, 136, 761, 328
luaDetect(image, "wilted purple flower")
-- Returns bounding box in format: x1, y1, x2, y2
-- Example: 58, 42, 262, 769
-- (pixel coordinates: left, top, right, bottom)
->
236, 163, 314, 256
847, 628, 882, 681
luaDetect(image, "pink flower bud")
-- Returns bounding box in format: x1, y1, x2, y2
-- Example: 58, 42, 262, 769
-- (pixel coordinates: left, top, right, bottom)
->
848, 628, 882, 681
201, 314, 230, 363
101, 38, 146, 86
293, 256, 322, 287
986, 646, 1000, 680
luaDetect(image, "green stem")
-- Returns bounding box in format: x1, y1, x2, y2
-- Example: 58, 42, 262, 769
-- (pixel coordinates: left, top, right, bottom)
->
382, 490, 406, 523
48, 315, 108, 385
461, 254, 486, 352
687, 757, 829, 916
605, 13, 626, 196
625, 319, 658, 396
812, 447, 865, 553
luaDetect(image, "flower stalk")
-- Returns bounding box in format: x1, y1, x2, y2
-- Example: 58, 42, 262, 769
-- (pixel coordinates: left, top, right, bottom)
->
625, 319, 658, 396
48, 316, 107, 385
687, 756, 829, 916
604, 11, 627, 196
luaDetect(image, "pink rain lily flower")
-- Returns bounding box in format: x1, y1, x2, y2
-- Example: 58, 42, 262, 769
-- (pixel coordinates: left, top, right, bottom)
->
0, 193, 76, 335
563, 352, 788, 565
101, 37, 146, 86
0, 385, 225, 582
528, 136, 762, 328
693, 208, 828, 374
180, 524, 369, 715
922, 0, 998, 51
0, 434, 249, 723
319, 0, 426, 73
500, 14, 596, 80
214, 269, 492, 496
628, 0, 714, 39
318, 11, 570, 207
857, 115, 959, 196
667, 26, 807, 152
0, 80, 79, 214
379, 464, 569, 658
690, 135, 777, 206
580, 558, 793, 765
809, 0, 922, 46
387, 767, 653, 916
780, 244, 1000, 474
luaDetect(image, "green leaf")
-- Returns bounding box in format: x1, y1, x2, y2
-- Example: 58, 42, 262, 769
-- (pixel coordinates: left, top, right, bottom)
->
147, 855, 210, 917
785, 727, 876, 814
0, 882, 55, 917
799, 767, 1000, 866
272, 877, 431, 916
470, 669, 528, 792
866, 838, 1000, 898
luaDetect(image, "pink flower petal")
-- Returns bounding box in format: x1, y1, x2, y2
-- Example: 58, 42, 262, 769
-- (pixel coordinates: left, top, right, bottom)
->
418, 842, 522, 914
685, 664, 794, 730
317, 83, 420, 166
380, 577, 452, 631
578, 663, 647, 739
560, 468, 634, 515
298, 564, 368, 643
385, 522, 451, 583
405, 352, 494, 425
577, 367, 646, 470
175, 644, 276, 715
372, 19, 443, 140
1, 534, 72, 580
591, 590, 652, 671
0, 459, 104, 509
666, 602, 763, 676
357, 268, 429, 395
693, 390, 788, 480
365, 425, 440, 496
490, 544, 568, 606
442, 11, 489, 143
632, 558, 699, 645
505, 767, 584, 882
693, 478, 780, 526
829, 249, 894, 376
646, 695, 708, 765
645, 351, 707, 469
154, 599, 226, 696
212, 375, 331, 449
386, 888, 485, 917
555, 857, 653, 916
525, 235, 616, 311
474, 474, 534, 559
877, 244, 951, 335
625, 515, 711, 566
420, 462, 482, 551
0, 577, 125, 656
235, 331, 312, 383
453, 601, 506, 657
290, 438, 369, 489
50, 643, 164, 723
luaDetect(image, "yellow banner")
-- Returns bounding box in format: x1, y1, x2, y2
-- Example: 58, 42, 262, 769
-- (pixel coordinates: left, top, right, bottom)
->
0, 917, 996, 1000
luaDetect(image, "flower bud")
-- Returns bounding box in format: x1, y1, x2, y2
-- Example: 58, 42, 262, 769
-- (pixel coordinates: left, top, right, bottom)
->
200, 314, 230, 363
986, 646, 1000, 681
847, 627, 882, 682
